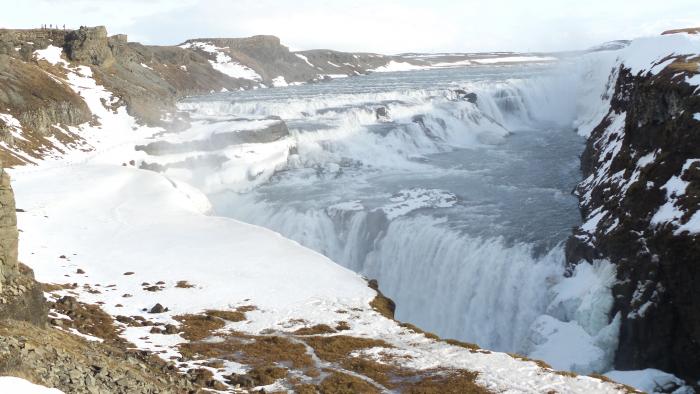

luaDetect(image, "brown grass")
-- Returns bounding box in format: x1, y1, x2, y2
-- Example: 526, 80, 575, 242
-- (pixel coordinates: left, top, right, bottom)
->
404, 369, 489, 394
245, 365, 288, 386
293, 324, 337, 335
369, 293, 396, 319
173, 314, 225, 341
181, 333, 315, 372
303, 335, 393, 363
205, 310, 245, 322
175, 280, 194, 288
400, 322, 441, 340
507, 353, 552, 369
588, 373, 640, 393
668, 59, 700, 73
318, 371, 380, 394
49, 296, 122, 343
662, 27, 700, 35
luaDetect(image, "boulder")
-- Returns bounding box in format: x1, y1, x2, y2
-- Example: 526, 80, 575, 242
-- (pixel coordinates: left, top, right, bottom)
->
64, 26, 114, 67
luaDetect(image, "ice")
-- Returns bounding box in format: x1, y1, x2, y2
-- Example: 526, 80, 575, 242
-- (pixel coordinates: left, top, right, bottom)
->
0, 377, 64, 393
527, 261, 620, 373
605, 369, 693, 393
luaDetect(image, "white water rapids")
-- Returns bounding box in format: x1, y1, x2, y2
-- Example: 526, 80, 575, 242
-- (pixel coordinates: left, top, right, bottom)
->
152, 60, 621, 373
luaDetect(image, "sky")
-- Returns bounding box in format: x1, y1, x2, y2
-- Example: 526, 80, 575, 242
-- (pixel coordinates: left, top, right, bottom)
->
1, 0, 699, 54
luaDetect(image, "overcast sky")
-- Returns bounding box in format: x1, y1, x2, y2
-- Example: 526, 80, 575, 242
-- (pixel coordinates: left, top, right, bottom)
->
1, 0, 699, 53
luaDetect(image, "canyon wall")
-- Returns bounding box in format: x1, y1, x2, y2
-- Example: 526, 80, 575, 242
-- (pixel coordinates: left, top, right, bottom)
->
567, 49, 700, 379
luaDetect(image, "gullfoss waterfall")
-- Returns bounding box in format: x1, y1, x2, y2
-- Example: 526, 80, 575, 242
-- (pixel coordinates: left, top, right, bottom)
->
148, 63, 621, 374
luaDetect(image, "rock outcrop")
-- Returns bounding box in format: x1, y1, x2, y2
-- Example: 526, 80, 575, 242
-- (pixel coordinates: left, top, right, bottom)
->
567, 55, 700, 379
0, 168, 47, 326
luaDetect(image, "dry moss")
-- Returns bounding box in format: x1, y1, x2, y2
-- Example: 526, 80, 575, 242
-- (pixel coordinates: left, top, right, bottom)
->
205, 309, 245, 322
49, 296, 122, 343
173, 314, 225, 341
246, 365, 289, 386
369, 293, 396, 319
293, 324, 337, 335
175, 280, 194, 288
400, 322, 441, 340
507, 353, 552, 369
588, 373, 640, 393
319, 371, 380, 394
404, 369, 489, 394
303, 335, 394, 363
181, 333, 314, 371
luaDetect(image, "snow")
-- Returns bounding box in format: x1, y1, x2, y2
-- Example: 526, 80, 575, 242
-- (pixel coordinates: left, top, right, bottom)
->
370, 61, 428, 72
472, 56, 557, 64
651, 159, 700, 233
617, 33, 700, 76
0, 112, 28, 142
140, 63, 153, 70
180, 41, 262, 81
605, 369, 692, 393
295, 53, 314, 67
271, 76, 288, 87
33, 45, 68, 66
0, 377, 64, 393
694, 112, 700, 121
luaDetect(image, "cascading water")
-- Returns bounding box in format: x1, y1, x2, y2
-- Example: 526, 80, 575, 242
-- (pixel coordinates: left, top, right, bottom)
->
160, 62, 621, 373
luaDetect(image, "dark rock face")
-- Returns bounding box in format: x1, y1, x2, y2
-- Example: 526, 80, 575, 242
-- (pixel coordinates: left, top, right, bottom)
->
64, 26, 114, 66
567, 60, 700, 379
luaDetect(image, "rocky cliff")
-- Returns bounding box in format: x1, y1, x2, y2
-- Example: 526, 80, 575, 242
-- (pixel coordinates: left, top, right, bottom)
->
0, 26, 402, 166
567, 40, 700, 380
0, 168, 46, 326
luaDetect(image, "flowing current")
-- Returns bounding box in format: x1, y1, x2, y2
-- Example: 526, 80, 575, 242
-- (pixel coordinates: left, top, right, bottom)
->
171, 63, 619, 371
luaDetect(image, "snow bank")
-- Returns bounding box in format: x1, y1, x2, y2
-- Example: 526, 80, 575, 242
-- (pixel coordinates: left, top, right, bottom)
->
605, 369, 693, 393
0, 377, 63, 393
472, 55, 557, 64
180, 41, 262, 81
370, 61, 428, 72
33, 45, 68, 66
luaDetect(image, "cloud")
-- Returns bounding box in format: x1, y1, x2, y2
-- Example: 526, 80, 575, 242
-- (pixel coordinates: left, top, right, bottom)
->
1, 0, 699, 53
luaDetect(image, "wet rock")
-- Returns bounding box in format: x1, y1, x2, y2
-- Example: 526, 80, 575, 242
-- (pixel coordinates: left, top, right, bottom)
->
453, 89, 477, 103
375, 106, 390, 122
